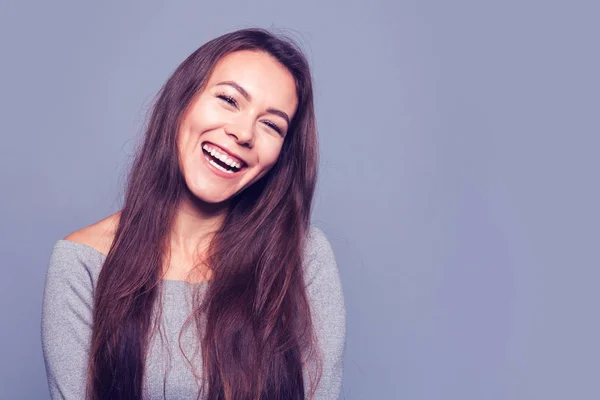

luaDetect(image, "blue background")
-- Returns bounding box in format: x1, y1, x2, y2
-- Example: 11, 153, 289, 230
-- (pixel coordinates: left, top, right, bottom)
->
0, 0, 598, 398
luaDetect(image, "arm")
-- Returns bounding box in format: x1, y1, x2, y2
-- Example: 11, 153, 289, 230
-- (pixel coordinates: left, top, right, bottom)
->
41, 241, 96, 399
304, 227, 347, 400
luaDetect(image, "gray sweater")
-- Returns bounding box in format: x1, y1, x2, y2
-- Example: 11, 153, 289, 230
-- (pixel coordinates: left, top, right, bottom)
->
41, 226, 346, 400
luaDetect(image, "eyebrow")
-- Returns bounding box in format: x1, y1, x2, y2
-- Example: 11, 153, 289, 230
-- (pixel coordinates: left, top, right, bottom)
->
215, 80, 291, 125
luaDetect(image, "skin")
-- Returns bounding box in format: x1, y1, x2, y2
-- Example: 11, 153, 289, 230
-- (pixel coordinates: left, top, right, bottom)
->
65, 50, 299, 282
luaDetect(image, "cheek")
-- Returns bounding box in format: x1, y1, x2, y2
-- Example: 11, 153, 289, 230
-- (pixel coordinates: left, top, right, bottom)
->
177, 125, 196, 163
251, 142, 284, 182
187, 99, 223, 132
261, 143, 284, 169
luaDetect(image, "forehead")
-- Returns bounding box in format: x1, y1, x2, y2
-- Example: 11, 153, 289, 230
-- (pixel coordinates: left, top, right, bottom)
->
207, 50, 298, 115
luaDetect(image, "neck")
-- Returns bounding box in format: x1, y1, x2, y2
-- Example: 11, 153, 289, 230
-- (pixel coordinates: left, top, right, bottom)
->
169, 188, 229, 259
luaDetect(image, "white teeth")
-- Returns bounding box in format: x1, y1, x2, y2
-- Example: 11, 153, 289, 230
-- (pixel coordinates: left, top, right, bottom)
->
202, 143, 244, 170
208, 158, 234, 174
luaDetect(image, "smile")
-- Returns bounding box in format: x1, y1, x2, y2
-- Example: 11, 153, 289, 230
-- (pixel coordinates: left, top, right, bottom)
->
201, 143, 248, 176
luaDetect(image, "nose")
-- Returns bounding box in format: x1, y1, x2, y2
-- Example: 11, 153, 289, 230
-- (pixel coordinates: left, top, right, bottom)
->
225, 117, 255, 148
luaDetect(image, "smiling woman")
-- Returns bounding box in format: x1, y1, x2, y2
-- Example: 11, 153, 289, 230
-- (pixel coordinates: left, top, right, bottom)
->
41, 28, 346, 400
177, 50, 298, 204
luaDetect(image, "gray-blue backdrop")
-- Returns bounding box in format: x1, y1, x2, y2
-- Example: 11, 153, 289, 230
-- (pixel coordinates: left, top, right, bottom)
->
1, 0, 598, 399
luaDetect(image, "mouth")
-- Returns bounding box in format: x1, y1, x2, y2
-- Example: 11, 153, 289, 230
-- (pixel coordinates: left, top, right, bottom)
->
201, 142, 248, 176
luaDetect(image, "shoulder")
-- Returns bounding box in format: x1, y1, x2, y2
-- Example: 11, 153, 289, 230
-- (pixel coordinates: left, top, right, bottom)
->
47, 211, 120, 287
304, 226, 335, 262
303, 225, 342, 291
305, 226, 331, 252
63, 211, 121, 256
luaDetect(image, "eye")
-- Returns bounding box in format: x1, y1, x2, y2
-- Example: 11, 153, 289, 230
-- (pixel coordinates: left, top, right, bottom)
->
262, 120, 283, 136
216, 93, 238, 109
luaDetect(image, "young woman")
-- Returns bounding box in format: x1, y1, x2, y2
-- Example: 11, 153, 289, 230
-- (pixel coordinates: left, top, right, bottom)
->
41, 28, 346, 400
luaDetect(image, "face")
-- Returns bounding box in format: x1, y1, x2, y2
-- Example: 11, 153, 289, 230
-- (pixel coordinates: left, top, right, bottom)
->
177, 50, 298, 205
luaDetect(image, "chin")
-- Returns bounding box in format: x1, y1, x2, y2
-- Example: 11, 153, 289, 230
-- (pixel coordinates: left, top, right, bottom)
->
190, 187, 236, 206
181, 166, 267, 207
180, 179, 232, 206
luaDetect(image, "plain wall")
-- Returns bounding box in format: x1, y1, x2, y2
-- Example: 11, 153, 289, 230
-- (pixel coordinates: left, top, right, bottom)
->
0, 0, 598, 399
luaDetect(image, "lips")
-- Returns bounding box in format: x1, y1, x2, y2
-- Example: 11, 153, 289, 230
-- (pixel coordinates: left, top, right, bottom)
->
201, 146, 247, 178
201, 141, 247, 167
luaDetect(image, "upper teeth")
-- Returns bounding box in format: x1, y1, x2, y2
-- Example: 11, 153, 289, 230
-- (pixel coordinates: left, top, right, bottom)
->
202, 143, 243, 169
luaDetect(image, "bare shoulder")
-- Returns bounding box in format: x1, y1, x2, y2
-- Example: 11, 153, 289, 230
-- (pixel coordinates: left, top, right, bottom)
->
64, 211, 121, 256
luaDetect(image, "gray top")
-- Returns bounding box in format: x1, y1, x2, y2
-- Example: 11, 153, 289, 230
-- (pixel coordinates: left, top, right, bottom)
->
41, 226, 346, 400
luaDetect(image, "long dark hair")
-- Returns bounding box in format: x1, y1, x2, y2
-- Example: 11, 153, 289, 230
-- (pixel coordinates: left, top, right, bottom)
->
86, 28, 322, 399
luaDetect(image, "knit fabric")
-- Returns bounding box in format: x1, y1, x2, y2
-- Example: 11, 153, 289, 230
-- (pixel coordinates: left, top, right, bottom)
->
41, 226, 346, 399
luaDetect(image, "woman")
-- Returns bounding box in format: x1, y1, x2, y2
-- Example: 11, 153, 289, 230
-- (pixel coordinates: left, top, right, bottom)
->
41, 28, 346, 400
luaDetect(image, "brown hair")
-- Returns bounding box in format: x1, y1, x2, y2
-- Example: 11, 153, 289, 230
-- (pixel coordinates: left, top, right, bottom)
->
86, 28, 322, 399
